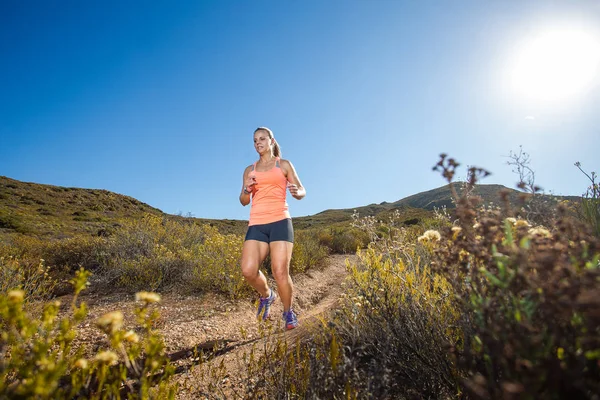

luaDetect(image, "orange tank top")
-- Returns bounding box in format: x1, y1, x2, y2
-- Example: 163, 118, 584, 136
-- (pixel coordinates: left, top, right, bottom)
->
248, 157, 291, 226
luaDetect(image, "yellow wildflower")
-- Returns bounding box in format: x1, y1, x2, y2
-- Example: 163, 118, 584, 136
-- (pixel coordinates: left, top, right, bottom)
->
515, 220, 530, 228
418, 230, 441, 243
451, 226, 462, 240
95, 351, 119, 365
97, 311, 124, 333
7, 289, 25, 303
74, 358, 89, 369
529, 227, 551, 238
123, 330, 140, 343
135, 291, 161, 304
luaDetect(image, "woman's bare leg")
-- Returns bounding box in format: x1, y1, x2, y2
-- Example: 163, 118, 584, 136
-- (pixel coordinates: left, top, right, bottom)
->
269, 241, 294, 311
241, 239, 270, 297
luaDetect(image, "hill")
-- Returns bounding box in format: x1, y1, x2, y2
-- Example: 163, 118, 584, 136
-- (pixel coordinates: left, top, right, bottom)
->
0, 176, 580, 239
0, 176, 247, 238
294, 183, 581, 229
392, 183, 521, 210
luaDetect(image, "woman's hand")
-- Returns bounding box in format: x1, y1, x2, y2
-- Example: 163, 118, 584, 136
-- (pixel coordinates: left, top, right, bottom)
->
281, 159, 305, 200
244, 173, 257, 193
287, 182, 304, 199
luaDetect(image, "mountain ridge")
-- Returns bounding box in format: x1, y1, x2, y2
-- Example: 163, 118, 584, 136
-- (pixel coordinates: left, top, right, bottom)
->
0, 176, 581, 238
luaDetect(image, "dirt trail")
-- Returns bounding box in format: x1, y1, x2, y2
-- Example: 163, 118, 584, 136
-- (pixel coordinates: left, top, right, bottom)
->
69, 254, 355, 397
174, 254, 355, 398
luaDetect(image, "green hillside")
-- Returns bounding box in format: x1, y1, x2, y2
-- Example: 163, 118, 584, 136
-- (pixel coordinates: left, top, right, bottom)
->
295, 183, 581, 228
0, 176, 247, 238
1, 176, 580, 240
393, 183, 516, 210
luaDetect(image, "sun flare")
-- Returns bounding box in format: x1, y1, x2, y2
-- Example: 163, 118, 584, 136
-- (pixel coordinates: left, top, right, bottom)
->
509, 28, 600, 103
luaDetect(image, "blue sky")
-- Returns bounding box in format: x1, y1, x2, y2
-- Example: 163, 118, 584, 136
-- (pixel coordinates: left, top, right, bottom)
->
2, 1, 599, 221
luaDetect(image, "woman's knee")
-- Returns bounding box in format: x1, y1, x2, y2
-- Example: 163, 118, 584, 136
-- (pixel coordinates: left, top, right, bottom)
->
241, 262, 259, 280
271, 263, 291, 282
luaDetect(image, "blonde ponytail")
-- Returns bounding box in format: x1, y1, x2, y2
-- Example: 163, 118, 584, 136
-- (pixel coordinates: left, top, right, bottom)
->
272, 140, 281, 158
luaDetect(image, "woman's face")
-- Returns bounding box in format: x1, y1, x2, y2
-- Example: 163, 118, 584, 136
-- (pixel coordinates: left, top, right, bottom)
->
253, 130, 272, 154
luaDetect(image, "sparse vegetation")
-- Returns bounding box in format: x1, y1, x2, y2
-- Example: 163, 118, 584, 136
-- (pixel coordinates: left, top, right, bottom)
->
575, 161, 600, 237
1, 154, 597, 399
0, 255, 56, 302
506, 146, 562, 227
290, 229, 330, 273
0, 269, 177, 399
431, 154, 600, 399
0, 176, 248, 238
228, 210, 461, 399
224, 154, 599, 399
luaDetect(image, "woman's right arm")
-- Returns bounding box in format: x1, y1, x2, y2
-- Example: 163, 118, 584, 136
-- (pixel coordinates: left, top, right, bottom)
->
239, 165, 255, 206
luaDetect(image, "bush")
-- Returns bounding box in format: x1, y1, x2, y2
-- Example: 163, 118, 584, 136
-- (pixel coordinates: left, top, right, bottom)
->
319, 224, 369, 254
290, 229, 329, 273
1, 213, 331, 300
234, 214, 461, 399
42, 236, 107, 273
236, 155, 599, 400
185, 226, 250, 298
93, 216, 238, 295
0, 269, 177, 399
0, 256, 56, 302
326, 245, 460, 398
432, 154, 600, 399
0, 210, 29, 233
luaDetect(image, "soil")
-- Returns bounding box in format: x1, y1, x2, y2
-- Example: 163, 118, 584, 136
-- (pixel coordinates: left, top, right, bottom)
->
65, 254, 356, 398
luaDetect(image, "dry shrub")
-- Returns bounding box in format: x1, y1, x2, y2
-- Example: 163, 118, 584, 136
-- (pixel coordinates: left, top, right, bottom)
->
0, 238, 56, 301
42, 236, 107, 273
0, 270, 177, 399
2, 214, 246, 296
290, 229, 329, 274
0, 256, 56, 302
185, 225, 250, 298
233, 216, 461, 399
238, 156, 599, 400
0, 234, 46, 258
88, 215, 199, 291
2, 214, 331, 300
506, 146, 561, 227
88, 215, 328, 296
316, 224, 369, 254
324, 244, 461, 399
432, 154, 600, 399
100, 216, 249, 297
316, 229, 334, 248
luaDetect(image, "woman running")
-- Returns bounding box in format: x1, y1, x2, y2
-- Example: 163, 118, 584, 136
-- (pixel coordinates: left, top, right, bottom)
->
239, 127, 306, 330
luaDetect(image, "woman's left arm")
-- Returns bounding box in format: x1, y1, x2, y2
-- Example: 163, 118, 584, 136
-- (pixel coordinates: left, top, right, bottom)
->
281, 159, 306, 200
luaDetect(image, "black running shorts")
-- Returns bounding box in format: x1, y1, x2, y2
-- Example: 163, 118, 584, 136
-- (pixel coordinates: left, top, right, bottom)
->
245, 218, 294, 243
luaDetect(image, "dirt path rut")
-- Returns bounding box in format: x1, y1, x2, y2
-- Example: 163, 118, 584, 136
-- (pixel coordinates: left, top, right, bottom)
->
173, 254, 355, 398
71, 254, 355, 398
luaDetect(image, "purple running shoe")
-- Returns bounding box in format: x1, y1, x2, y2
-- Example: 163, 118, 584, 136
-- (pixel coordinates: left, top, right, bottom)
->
282, 309, 298, 330
257, 289, 276, 320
